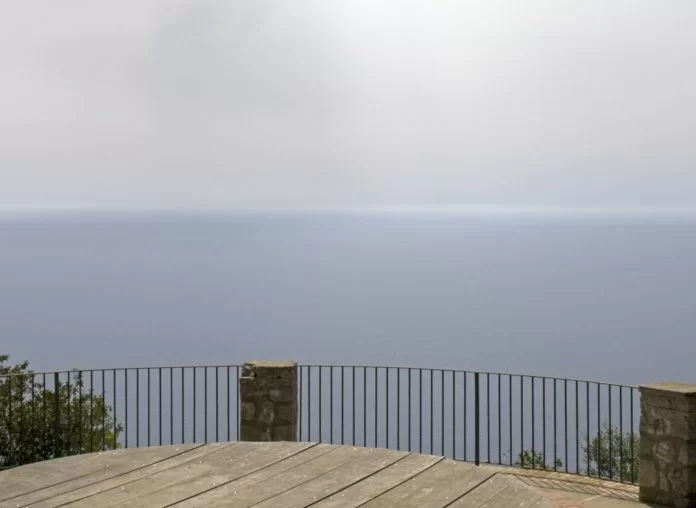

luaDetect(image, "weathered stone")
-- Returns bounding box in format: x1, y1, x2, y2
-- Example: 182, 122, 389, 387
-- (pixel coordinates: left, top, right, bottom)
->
641, 384, 696, 412
641, 405, 696, 441
239, 360, 297, 443
641, 459, 657, 487
239, 382, 266, 401
257, 401, 276, 425
274, 424, 296, 441
640, 382, 696, 507
240, 426, 262, 441
655, 440, 678, 463
271, 387, 297, 403
278, 403, 296, 424
240, 402, 256, 421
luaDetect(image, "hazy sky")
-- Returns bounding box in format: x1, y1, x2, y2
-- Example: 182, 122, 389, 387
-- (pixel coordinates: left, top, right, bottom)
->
1, 1, 695, 211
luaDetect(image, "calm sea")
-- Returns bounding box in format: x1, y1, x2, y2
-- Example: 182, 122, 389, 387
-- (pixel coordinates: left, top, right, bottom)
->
1, 212, 694, 385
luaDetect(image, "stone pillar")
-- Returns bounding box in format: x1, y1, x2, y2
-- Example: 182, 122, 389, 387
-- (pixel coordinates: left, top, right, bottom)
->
239, 361, 297, 442
639, 382, 696, 507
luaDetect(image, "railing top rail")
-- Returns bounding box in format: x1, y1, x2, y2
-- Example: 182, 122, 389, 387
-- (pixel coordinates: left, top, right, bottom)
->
0, 363, 244, 379
0, 362, 638, 390
298, 364, 639, 389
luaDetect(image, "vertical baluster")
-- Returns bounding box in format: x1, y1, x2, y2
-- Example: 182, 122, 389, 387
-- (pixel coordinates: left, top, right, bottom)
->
430, 370, 433, 454
474, 372, 480, 466
532, 377, 536, 469
441, 370, 445, 456
147, 368, 151, 447
520, 376, 524, 467
619, 386, 623, 482
419, 369, 423, 454
452, 371, 456, 459
352, 367, 356, 446
564, 379, 568, 473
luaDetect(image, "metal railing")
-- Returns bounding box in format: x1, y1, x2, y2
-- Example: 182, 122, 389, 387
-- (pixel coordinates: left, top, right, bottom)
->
0, 365, 243, 469
298, 366, 639, 484
1, 364, 639, 483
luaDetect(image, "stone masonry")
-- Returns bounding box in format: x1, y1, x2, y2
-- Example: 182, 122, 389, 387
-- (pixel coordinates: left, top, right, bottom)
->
239, 360, 297, 442
639, 382, 696, 507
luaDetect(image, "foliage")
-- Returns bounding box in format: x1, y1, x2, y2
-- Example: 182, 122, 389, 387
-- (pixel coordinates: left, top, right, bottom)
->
516, 449, 563, 470
0, 354, 122, 468
583, 423, 639, 481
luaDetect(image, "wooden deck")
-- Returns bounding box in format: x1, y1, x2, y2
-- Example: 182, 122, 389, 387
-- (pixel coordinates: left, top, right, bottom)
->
0, 442, 551, 507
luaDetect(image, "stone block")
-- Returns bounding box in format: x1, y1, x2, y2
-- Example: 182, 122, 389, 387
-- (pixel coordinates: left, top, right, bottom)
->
641, 406, 696, 441
640, 384, 696, 412
238, 360, 297, 443
240, 426, 262, 442
258, 401, 276, 425
278, 403, 297, 425
274, 425, 296, 441
240, 402, 256, 421
640, 459, 657, 488
640, 382, 696, 507
239, 381, 263, 400
269, 387, 295, 403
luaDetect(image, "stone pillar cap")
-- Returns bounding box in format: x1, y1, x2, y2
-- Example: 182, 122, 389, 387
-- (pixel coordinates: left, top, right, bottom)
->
243, 360, 298, 368
639, 382, 696, 396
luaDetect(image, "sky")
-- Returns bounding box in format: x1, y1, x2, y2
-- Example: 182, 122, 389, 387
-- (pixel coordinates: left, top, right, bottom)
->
1, 0, 695, 212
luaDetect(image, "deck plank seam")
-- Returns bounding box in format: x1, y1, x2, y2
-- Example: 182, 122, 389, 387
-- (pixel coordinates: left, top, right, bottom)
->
0, 444, 210, 504
351, 456, 449, 508
303, 452, 419, 507
442, 471, 501, 508
48, 444, 239, 508
243, 448, 403, 508
161, 442, 324, 508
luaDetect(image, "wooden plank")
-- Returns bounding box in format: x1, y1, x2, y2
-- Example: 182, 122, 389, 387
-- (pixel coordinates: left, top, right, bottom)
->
312, 453, 444, 508
63, 441, 312, 507
448, 473, 508, 506
448, 474, 548, 507
174, 444, 340, 507
0, 444, 202, 503
8, 444, 230, 508
253, 448, 407, 508
197, 445, 378, 508
361, 459, 495, 508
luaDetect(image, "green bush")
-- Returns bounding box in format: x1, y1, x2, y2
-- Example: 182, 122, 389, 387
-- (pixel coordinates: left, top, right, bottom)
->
0, 354, 122, 468
583, 423, 639, 481
516, 449, 563, 470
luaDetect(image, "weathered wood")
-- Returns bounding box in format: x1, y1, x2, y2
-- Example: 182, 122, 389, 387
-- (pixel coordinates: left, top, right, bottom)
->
175, 444, 338, 507
64, 441, 310, 507
313, 453, 444, 507
202, 445, 378, 508
0, 443, 581, 507
361, 459, 495, 508
253, 447, 406, 508
448, 474, 549, 507
0, 443, 202, 504
10, 444, 227, 508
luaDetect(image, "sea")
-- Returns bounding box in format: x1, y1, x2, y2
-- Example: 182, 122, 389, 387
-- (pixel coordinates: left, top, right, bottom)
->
1, 211, 695, 386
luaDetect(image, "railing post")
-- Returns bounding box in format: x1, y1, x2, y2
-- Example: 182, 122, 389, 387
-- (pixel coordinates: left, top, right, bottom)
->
239, 361, 297, 442
474, 372, 480, 466
53, 372, 60, 458
639, 382, 696, 507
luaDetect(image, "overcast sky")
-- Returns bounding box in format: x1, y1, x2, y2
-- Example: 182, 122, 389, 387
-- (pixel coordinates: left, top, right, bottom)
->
1, 0, 695, 211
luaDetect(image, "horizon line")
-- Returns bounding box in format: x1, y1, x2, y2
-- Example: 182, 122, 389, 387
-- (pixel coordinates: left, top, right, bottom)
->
2, 204, 696, 218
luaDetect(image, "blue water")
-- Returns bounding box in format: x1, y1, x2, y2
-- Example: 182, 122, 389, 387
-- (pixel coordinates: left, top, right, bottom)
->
1, 212, 694, 385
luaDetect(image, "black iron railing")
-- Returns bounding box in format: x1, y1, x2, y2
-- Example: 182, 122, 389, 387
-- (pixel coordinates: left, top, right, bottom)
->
0, 364, 639, 483
0, 365, 243, 469
297, 366, 639, 483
